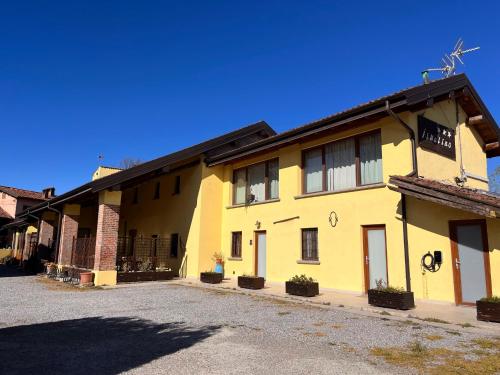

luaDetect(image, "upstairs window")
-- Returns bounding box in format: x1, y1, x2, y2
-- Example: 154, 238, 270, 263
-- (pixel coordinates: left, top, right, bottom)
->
153, 182, 160, 200
132, 188, 139, 204
303, 130, 382, 194
173, 176, 181, 195
231, 231, 242, 258
170, 233, 179, 258
233, 158, 279, 205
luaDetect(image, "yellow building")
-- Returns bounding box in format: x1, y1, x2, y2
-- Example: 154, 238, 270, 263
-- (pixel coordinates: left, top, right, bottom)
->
14, 74, 500, 305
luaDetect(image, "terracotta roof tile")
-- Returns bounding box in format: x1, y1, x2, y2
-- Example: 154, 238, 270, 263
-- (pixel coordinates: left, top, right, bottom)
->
0, 186, 46, 201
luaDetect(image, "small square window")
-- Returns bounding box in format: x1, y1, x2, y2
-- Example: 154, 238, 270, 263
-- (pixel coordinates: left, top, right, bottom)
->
231, 232, 242, 258
170, 233, 179, 258
153, 182, 160, 200
173, 176, 181, 195
301, 228, 318, 261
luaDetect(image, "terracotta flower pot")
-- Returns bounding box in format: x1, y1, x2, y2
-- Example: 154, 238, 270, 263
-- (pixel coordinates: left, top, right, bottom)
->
80, 272, 93, 285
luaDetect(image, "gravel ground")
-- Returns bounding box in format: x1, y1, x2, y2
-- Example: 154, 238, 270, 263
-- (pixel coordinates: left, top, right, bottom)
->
0, 266, 496, 375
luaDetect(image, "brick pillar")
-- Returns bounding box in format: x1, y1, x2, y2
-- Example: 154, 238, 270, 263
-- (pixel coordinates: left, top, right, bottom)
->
93, 191, 122, 286
58, 204, 80, 266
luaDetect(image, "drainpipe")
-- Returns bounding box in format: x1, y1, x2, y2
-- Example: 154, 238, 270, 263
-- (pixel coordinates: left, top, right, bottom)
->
385, 100, 418, 177
385, 100, 416, 293
46, 204, 62, 264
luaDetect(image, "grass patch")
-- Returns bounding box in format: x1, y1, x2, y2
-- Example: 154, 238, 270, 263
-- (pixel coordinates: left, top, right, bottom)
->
371, 338, 500, 374
277, 311, 291, 316
331, 324, 343, 329
446, 330, 461, 336
424, 334, 444, 341
460, 322, 474, 328
471, 338, 500, 350
419, 317, 450, 324
380, 310, 391, 316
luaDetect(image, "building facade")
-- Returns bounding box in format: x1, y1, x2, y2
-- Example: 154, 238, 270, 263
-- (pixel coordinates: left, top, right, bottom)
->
9, 74, 500, 305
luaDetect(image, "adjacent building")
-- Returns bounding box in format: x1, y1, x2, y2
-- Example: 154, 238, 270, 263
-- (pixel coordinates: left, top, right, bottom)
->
6, 74, 500, 305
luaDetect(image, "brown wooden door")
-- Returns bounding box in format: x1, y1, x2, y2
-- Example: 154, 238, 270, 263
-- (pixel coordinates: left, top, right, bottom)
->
449, 220, 492, 305
362, 225, 388, 292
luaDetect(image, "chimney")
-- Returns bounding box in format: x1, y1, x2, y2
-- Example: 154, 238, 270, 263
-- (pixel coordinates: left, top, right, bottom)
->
42, 187, 56, 199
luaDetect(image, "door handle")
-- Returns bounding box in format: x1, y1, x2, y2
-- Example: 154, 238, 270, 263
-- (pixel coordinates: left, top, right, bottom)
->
455, 258, 460, 270
365, 255, 369, 265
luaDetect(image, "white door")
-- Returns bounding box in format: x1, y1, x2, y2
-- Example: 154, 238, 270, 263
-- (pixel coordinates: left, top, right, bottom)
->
256, 232, 266, 278
364, 226, 387, 290
453, 223, 490, 304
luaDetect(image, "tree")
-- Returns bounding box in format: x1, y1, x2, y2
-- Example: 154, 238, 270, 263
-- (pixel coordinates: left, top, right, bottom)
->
489, 166, 500, 193
120, 158, 143, 169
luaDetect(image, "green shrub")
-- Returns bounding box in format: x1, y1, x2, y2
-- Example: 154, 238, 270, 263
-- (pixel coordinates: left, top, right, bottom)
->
480, 296, 500, 303
288, 274, 316, 285
374, 279, 405, 293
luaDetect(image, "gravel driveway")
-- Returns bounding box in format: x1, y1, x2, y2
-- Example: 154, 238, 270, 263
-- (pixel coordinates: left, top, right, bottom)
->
0, 266, 497, 375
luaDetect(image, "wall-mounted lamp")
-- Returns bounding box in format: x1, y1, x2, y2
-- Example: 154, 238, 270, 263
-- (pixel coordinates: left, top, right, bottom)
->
255, 220, 261, 229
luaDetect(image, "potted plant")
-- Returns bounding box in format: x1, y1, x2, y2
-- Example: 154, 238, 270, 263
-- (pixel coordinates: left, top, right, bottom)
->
476, 296, 500, 323
368, 279, 415, 310
285, 274, 319, 297
200, 271, 223, 284
79, 271, 94, 286
212, 252, 224, 274
46, 262, 57, 277
238, 274, 265, 290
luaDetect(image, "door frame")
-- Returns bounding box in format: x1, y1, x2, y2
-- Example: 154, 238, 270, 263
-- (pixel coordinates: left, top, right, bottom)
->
449, 219, 492, 306
362, 225, 388, 293
254, 231, 266, 277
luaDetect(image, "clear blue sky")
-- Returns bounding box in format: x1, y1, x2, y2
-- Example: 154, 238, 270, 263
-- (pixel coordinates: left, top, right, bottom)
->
1, 1, 499, 194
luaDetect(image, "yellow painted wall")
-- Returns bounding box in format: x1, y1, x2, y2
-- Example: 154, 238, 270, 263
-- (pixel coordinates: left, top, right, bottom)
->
118, 162, 203, 275
407, 100, 488, 189
216, 102, 498, 302
221, 117, 410, 293
92, 166, 123, 181
407, 197, 500, 302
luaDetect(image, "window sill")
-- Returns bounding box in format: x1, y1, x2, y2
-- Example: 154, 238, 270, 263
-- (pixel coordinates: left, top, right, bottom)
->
294, 183, 385, 199
296, 259, 320, 265
226, 198, 280, 209
227, 257, 242, 261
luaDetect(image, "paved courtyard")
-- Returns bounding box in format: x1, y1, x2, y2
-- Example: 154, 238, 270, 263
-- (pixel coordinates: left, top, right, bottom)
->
1, 266, 499, 375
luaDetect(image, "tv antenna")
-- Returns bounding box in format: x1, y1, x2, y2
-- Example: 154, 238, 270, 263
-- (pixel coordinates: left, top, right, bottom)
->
422, 38, 479, 83
98, 154, 104, 166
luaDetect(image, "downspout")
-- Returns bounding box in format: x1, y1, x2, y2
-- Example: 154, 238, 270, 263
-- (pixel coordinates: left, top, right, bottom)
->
385, 101, 418, 177
385, 100, 416, 292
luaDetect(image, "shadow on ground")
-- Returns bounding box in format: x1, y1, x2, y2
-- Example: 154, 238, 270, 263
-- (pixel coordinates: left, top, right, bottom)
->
0, 316, 221, 375
0, 264, 31, 278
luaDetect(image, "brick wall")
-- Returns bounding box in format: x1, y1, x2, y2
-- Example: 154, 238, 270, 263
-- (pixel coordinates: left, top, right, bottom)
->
94, 203, 120, 271
38, 220, 54, 246
58, 214, 78, 265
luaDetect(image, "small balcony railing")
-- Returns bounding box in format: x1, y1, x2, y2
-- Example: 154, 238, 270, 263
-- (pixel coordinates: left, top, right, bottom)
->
116, 236, 173, 272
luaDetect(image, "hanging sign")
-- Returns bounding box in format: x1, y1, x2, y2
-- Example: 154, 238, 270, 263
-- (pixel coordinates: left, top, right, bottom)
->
418, 115, 456, 159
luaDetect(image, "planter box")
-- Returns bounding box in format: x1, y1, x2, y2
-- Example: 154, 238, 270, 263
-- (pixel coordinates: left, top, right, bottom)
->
285, 281, 319, 297
476, 300, 500, 323
200, 272, 223, 284
117, 271, 174, 283
238, 276, 265, 290
368, 289, 415, 310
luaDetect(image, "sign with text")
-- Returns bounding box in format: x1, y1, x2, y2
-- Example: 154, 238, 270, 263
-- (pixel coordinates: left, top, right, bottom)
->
418, 115, 456, 159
